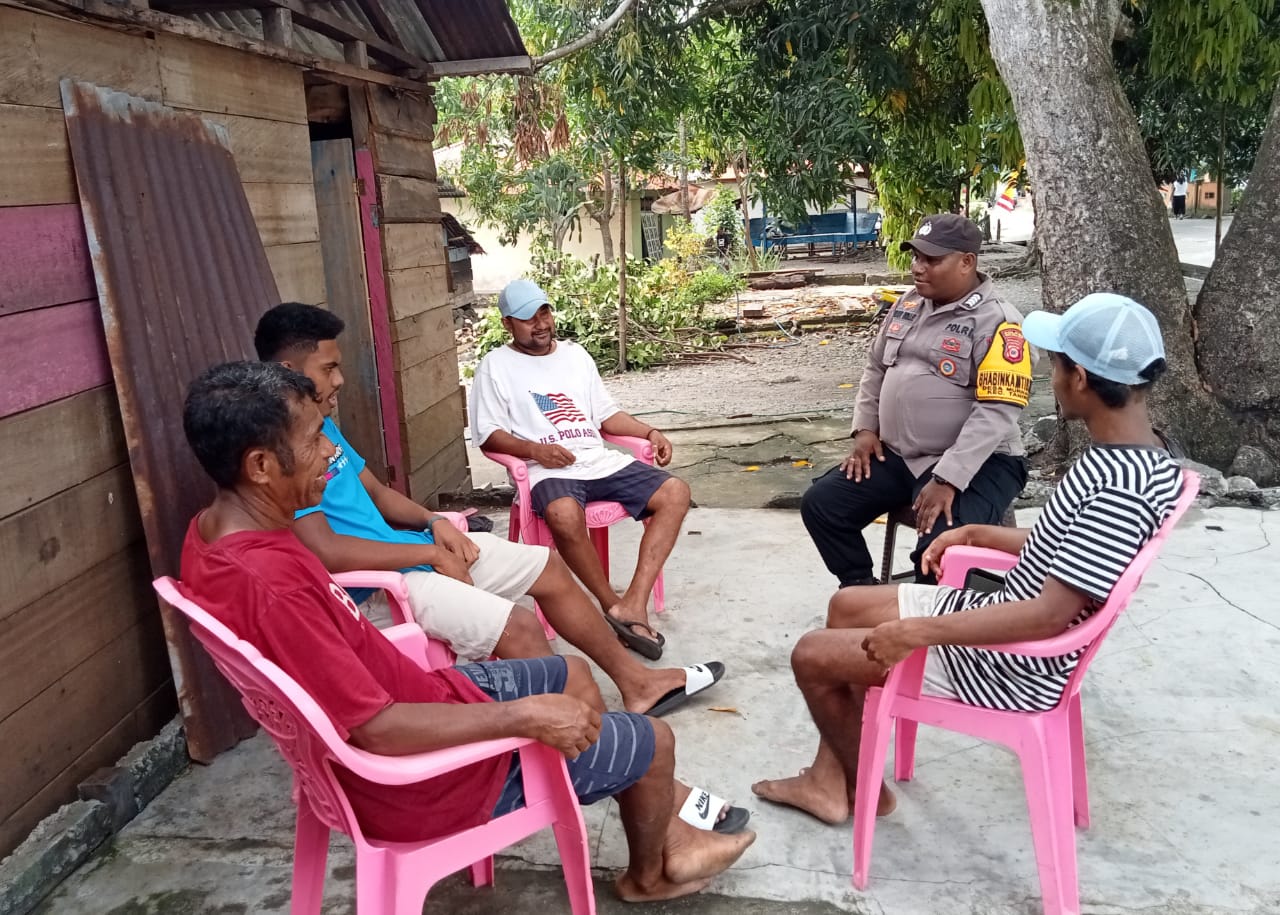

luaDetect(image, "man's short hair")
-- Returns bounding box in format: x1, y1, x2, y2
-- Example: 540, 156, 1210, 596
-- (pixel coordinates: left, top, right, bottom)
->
1056, 352, 1167, 409
183, 361, 317, 488
253, 303, 345, 362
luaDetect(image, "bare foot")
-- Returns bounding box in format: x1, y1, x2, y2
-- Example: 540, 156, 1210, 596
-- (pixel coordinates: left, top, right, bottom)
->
875, 783, 897, 817
663, 826, 756, 885
615, 873, 713, 903
751, 771, 849, 824
621, 668, 686, 715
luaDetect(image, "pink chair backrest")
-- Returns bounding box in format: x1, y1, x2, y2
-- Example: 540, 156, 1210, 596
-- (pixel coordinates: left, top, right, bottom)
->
153, 577, 367, 840
1055, 469, 1200, 703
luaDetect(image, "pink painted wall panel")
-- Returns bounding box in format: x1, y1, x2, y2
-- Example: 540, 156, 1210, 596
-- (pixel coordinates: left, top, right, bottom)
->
0, 204, 96, 317
0, 300, 111, 419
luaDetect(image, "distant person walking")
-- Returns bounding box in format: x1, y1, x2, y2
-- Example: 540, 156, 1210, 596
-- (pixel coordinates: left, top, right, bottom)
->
1172, 175, 1188, 219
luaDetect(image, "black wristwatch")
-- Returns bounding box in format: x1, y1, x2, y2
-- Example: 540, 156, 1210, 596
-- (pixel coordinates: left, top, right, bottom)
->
932, 473, 955, 489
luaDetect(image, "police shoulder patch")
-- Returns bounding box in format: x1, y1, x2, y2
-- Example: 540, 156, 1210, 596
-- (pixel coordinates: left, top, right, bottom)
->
976, 321, 1031, 407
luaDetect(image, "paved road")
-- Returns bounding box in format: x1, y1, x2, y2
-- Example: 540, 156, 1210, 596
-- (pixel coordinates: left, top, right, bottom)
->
991, 204, 1232, 266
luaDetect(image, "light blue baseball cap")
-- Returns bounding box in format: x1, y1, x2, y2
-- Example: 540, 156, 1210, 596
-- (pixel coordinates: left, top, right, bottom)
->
1022, 293, 1165, 385
498, 278, 551, 320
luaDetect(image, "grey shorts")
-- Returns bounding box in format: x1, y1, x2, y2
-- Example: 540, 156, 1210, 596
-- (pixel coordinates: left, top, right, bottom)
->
530, 460, 671, 520
896, 584, 962, 700
455, 657, 656, 814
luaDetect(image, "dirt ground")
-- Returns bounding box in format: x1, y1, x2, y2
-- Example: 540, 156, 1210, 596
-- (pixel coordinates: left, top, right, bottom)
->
604, 275, 1045, 422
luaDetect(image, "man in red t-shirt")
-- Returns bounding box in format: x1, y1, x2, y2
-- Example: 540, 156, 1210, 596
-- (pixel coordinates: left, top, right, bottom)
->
178, 360, 754, 902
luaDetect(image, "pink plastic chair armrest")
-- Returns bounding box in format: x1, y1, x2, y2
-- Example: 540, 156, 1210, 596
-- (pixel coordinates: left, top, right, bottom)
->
482, 449, 530, 484
337, 735, 537, 786
601, 432, 655, 465
937, 546, 1019, 588
434, 510, 471, 533
332, 570, 413, 626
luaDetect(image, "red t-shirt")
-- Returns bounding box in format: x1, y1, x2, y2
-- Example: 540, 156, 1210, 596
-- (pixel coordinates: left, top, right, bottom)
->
180, 516, 507, 842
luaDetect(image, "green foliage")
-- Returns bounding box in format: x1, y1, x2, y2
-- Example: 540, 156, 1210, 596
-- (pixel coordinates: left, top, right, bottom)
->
704, 186, 742, 250
471, 245, 742, 373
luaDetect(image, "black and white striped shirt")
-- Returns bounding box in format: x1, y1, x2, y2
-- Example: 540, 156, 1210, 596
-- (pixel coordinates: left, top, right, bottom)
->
933, 445, 1184, 712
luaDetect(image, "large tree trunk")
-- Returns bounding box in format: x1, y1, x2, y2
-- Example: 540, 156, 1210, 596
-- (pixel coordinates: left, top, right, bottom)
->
1194, 80, 1280, 449
980, 0, 1238, 466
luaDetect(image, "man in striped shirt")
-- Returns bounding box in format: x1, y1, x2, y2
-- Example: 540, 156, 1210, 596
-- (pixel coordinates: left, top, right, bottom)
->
753, 293, 1185, 823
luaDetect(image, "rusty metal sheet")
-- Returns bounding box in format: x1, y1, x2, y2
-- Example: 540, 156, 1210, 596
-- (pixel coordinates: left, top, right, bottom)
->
61, 80, 278, 762
414, 0, 525, 62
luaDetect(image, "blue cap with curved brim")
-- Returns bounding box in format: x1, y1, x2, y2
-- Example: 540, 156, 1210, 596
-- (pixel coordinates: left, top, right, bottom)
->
498, 278, 551, 320
1022, 293, 1165, 385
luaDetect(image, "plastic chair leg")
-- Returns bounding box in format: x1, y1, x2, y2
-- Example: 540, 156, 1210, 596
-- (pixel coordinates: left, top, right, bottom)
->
1068, 694, 1090, 829
469, 856, 496, 888
290, 805, 330, 915
1018, 727, 1079, 915
551, 817, 596, 914
852, 688, 892, 889
893, 718, 920, 782
508, 502, 521, 545
589, 526, 610, 580
652, 572, 665, 614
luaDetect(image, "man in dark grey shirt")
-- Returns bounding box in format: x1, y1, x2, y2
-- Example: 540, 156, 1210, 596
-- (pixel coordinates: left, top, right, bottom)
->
801, 214, 1030, 586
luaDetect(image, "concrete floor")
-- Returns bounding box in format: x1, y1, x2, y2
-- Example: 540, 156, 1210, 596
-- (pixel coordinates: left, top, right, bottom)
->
38, 499, 1280, 915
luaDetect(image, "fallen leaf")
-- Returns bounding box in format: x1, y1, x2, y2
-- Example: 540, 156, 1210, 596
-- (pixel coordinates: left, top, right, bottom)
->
838, 383, 854, 389
792, 460, 811, 467
708, 707, 740, 714
818, 339, 830, 345
742, 466, 760, 472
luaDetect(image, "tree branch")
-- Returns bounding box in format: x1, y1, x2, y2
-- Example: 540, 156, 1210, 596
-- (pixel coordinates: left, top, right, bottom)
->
533, 0, 640, 70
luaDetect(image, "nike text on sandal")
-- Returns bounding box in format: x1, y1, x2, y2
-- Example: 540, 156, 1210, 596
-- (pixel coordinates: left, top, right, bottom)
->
644, 662, 725, 717
678, 786, 752, 835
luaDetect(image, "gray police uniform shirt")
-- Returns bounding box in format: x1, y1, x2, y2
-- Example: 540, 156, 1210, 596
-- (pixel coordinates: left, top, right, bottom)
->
851, 273, 1027, 491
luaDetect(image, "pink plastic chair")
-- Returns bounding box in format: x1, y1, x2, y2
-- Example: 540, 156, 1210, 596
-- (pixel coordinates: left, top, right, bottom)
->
153, 576, 595, 915
482, 434, 667, 635
851, 470, 1199, 915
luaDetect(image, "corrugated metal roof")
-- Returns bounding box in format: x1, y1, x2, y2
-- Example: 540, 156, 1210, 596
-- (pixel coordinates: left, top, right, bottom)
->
178, 0, 526, 73
61, 79, 275, 761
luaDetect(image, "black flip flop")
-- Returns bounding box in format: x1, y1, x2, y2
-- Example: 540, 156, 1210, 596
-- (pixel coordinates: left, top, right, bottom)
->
605, 614, 665, 660
715, 805, 752, 834
644, 662, 726, 717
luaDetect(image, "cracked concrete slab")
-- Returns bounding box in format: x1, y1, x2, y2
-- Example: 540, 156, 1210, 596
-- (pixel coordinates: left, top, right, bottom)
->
39, 505, 1280, 915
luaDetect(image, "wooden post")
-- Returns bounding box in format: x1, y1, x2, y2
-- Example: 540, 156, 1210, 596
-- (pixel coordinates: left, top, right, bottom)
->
344, 39, 369, 69
263, 8, 293, 47
617, 153, 628, 373
679, 117, 690, 220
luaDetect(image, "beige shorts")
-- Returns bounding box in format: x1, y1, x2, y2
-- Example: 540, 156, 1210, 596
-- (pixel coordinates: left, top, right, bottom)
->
896, 584, 961, 700
363, 532, 550, 661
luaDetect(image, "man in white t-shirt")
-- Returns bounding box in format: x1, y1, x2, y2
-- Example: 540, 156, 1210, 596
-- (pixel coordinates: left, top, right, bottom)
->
471, 279, 690, 660
1171, 176, 1188, 218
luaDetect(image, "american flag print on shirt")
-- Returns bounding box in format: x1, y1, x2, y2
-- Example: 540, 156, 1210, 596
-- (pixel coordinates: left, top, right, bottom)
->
532, 392, 587, 425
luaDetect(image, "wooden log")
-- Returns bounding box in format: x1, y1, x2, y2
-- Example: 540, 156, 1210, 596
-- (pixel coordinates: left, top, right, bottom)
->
397, 348, 460, 418
0, 301, 112, 420
377, 175, 442, 223
370, 130, 437, 180
386, 264, 450, 321
243, 182, 321, 247
383, 223, 447, 271
262, 7, 293, 47
0, 7, 163, 110
0, 542, 154, 721
0, 203, 96, 317
0, 607, 169, 823
0, 103, 75, 207
391, 304, 455, 371
264, 241, 326, 304
0, 386, 126, 520
157, 32, 307, 123
0, 464, 142, 622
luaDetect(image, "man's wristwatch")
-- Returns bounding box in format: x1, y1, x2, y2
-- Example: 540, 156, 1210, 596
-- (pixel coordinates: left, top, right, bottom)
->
932, 473, 955, 489
425, 514, 447, 531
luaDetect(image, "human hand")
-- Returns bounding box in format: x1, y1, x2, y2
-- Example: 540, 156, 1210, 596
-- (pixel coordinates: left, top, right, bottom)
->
533, 443, 576, 468
861, 619, 920, 671
521, 694, 602, 759
431, 550, 474, 586
647, 430, 673, 466
840, 431, 885, 481
913, 480, 956, 535
919, 526, 972, 577
431, 520, 480, 566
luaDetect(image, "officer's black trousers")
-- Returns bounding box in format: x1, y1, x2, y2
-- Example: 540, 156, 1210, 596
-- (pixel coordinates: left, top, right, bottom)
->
800, 447, 1028, 588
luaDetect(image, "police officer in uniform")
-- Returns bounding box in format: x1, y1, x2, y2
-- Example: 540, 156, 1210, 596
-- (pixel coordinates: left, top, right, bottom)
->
801, 213, 1030, 586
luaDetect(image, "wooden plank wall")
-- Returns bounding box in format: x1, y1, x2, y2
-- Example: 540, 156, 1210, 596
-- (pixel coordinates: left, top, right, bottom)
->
0, 6, 321, 857
365, 87, 469, 502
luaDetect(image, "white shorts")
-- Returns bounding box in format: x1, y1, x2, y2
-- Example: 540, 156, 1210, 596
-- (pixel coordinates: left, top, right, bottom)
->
896, 584, 961, 700
364, 532, 550, 661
